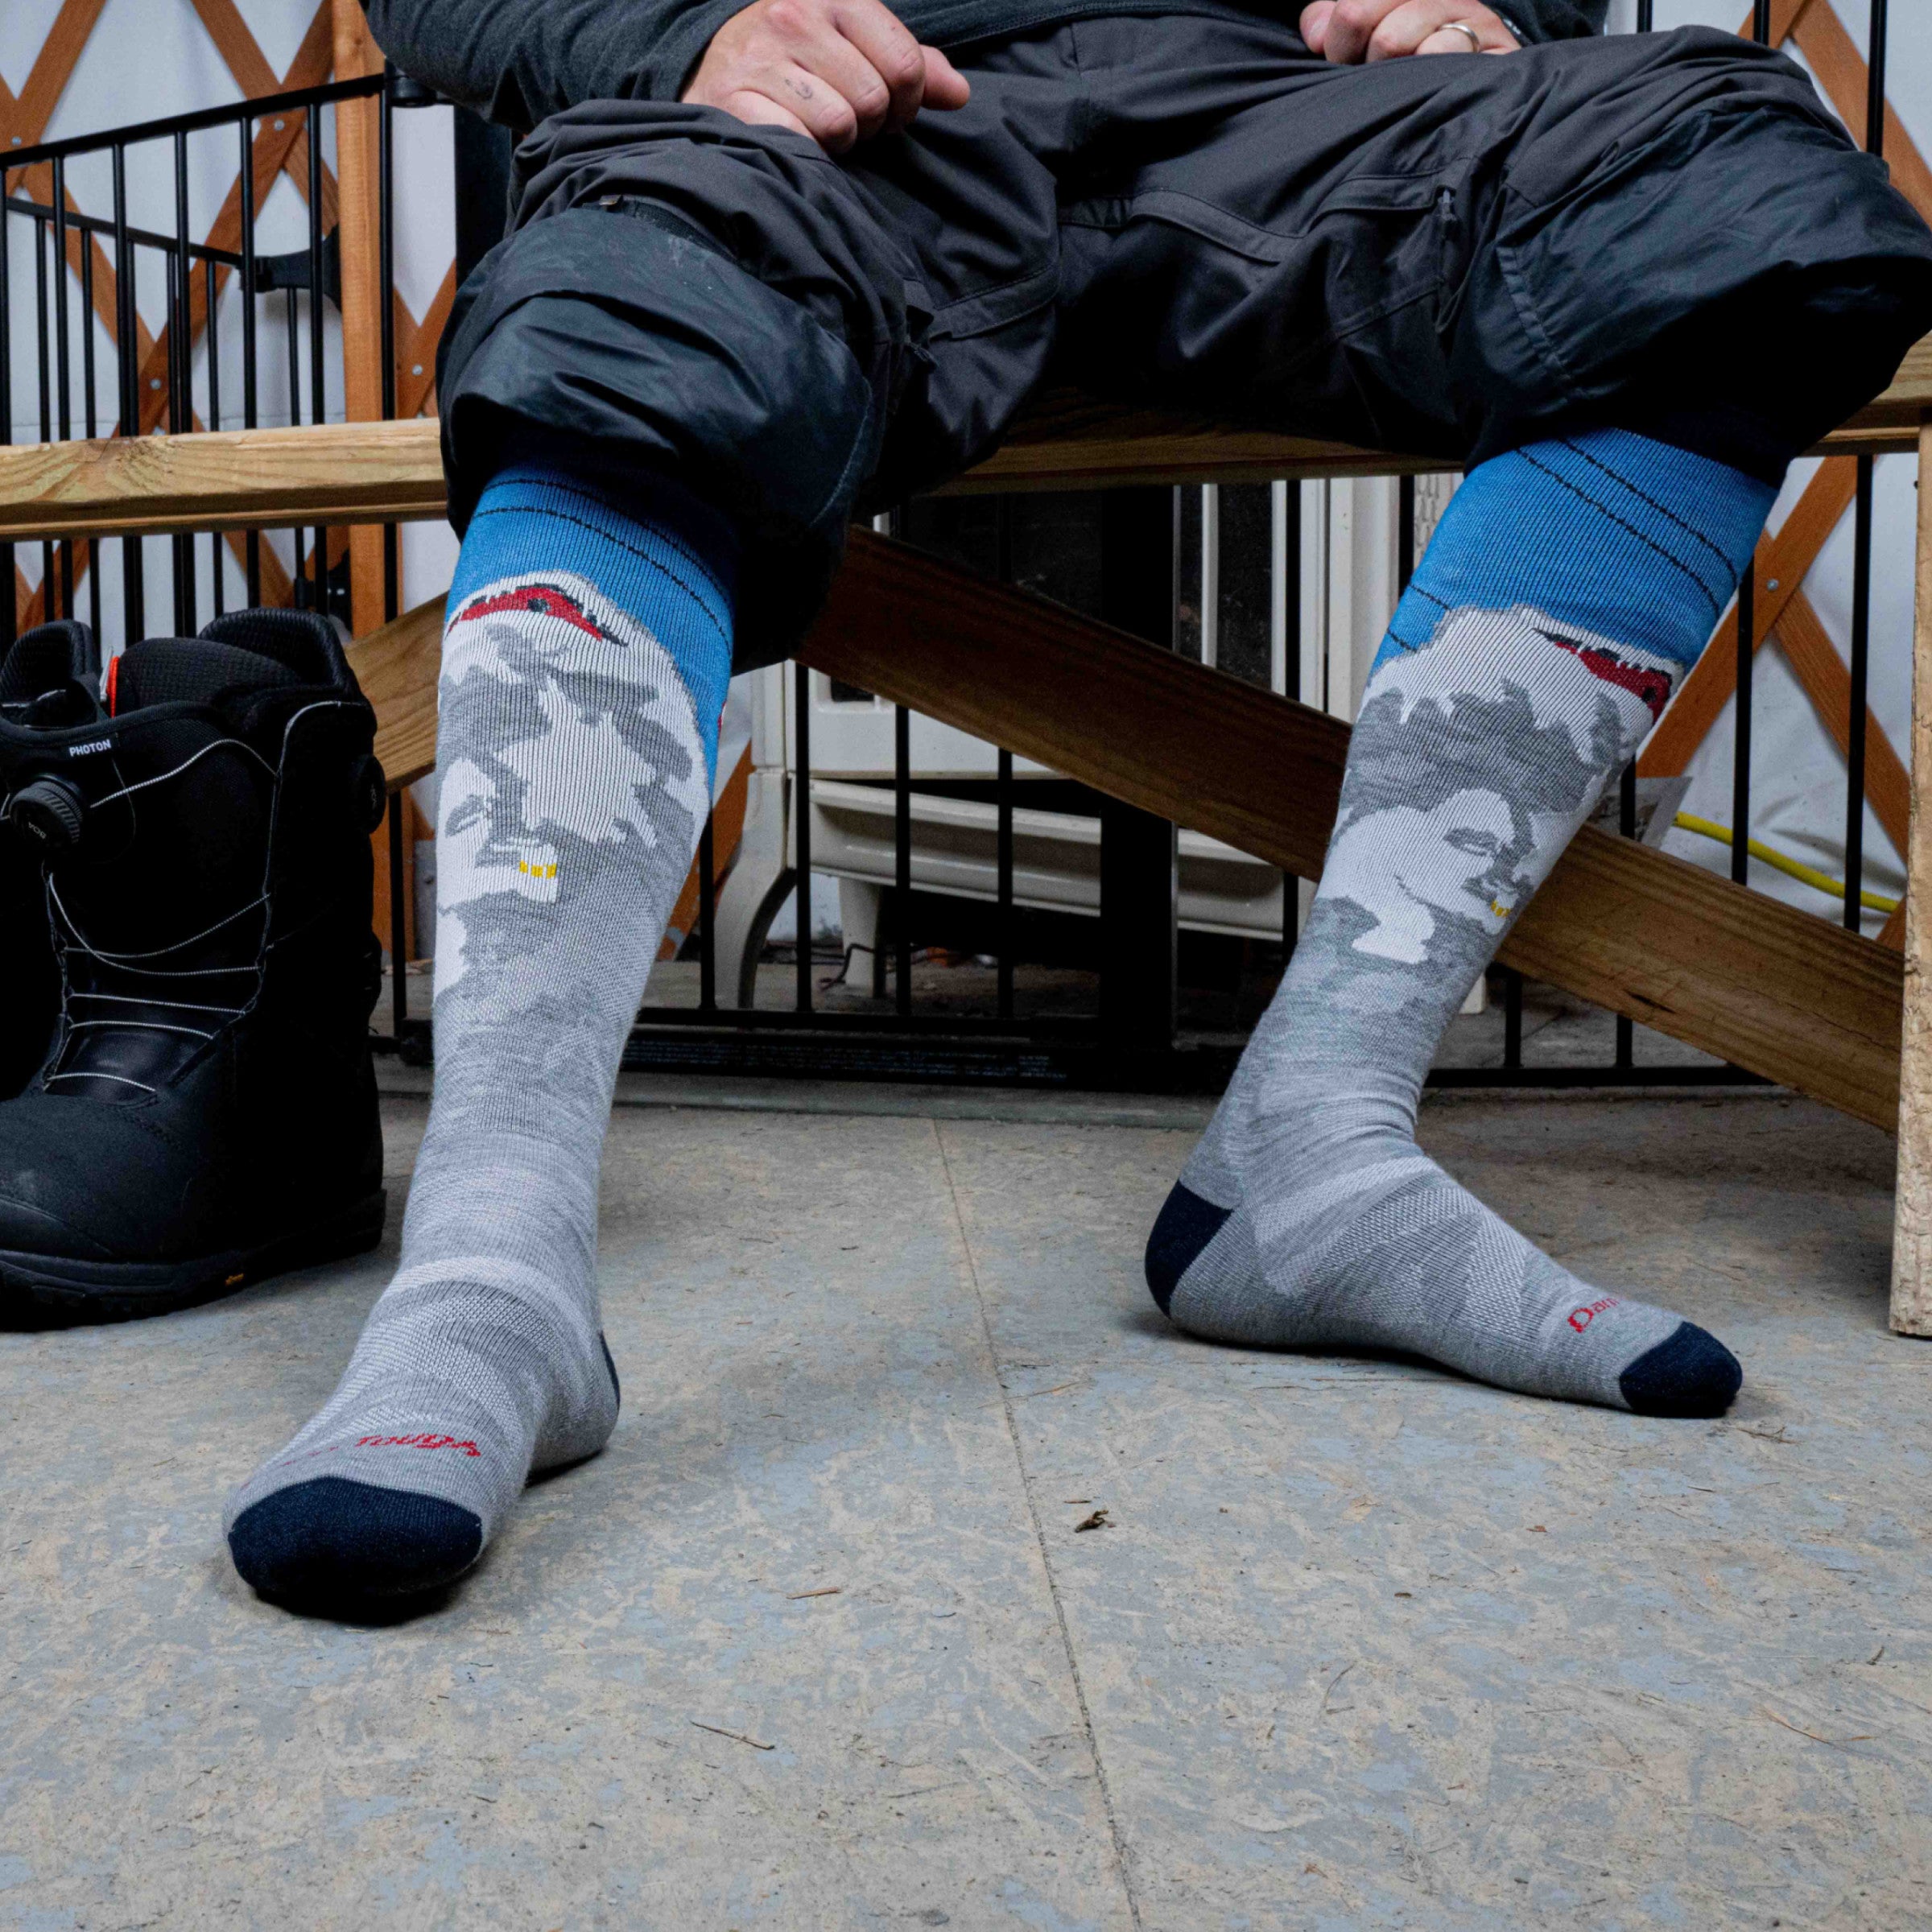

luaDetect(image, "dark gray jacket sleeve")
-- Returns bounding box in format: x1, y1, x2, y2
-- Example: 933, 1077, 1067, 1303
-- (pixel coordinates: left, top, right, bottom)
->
364, 0, 1606, 124
364, 0, 736, 120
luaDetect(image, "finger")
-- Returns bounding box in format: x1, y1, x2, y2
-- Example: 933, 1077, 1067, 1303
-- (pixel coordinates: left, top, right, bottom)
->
719, 82, 832, 147
1299, 2, 1338, 55
832, 0, 931, 125
1365, 0, 1500, 58
920, 44, 971, 109
1318, 0, 1404, 64
792, 28, 906, 138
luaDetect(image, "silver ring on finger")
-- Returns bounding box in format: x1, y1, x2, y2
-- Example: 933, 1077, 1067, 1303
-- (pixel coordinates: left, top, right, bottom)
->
1440, 19, 1483, 52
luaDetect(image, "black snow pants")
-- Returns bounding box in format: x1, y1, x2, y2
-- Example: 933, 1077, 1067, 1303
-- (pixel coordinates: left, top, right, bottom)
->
436, 16, 1932, 671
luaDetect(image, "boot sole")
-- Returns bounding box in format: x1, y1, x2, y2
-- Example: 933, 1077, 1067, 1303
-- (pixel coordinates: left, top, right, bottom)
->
0, 1189, 388, 1326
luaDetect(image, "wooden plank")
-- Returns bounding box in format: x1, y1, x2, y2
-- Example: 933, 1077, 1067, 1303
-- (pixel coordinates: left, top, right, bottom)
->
799, 531, 1902, 1129
0, 0, 109, 146
329, 531, 1907, 1129
1638, 457, 1858, 777
952, 355, 1930, 487
188, 0, 286, 97
1827, 337, 1932, 452
1892, 419, 1932, 1331
931, 390, 1445, 496
395, 265, 457, 422
0, 421, 448, 543
345, 593, 444, 789
3, 337, 1920, 547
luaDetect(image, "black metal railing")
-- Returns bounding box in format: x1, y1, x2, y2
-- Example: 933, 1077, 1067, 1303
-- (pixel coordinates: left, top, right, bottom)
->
0, 0, 1901, 1096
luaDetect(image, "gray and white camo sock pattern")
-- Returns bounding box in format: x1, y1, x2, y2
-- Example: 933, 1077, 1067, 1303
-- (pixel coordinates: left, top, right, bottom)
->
226, 568, 716, 1598
1149, 603, 1742, 1417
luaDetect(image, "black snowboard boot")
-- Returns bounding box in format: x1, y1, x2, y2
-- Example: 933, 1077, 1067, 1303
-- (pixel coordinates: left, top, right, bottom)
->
0, 620, 95, 1100
0, 607, 389, 1324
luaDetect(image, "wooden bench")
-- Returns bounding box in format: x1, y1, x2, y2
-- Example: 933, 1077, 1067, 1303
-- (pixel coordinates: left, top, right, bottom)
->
1, 356, 1928, 1325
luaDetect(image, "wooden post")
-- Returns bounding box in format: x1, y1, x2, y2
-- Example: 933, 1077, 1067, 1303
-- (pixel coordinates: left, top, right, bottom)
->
332, 0, 388, 638
1893, 416, 1932, 1335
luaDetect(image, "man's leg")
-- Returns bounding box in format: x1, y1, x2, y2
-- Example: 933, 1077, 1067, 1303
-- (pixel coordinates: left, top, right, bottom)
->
226, 70, 1073, 1606
1149, 429, 1767, 1413
1059, 16, 1932, 1410
225, 465, 734, 1604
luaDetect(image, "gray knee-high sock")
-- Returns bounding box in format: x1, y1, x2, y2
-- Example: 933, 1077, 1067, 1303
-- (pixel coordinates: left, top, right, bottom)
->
1150, 431, 1776, 1418
227, 465, 733, 1606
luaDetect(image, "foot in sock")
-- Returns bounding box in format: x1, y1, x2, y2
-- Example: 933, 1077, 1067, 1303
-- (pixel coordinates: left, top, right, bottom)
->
226, 464, 735, 1608
1149, 430, 1772, 1418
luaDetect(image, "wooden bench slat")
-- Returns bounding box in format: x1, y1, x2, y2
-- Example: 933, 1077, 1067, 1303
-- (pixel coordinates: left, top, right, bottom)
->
1, 331, 1923, 542
349, 532, 1904, 1131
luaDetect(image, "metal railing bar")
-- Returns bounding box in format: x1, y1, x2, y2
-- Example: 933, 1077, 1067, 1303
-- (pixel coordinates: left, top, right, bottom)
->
378, 73, 400, 624
1616, 760, 1637, 1064
2, 72, 385, 172
306, 109, 328, 618
238, 116, 261, 608
388, 797, 407, 1043
894, 694, 913, 1018
629, 1006, 1105, 1039
994, 496, 1015, 1022
2, 198, 245, 273
205, 254, 223, 615
1731, 553, 1756, 886
35, 212, 55, 616
1866, 0, 1887, 159
795, 659, 814, 1013
172, 129, 196, 629
111, 140, 142, 645
697, 813, 716, 1013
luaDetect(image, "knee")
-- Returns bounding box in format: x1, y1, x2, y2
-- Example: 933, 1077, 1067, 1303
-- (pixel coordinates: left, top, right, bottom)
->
439, 204, 883, 665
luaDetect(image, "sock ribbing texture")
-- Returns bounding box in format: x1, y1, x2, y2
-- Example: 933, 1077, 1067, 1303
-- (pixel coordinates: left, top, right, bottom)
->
226, 464, 735, 1606
1150, 431, 1774, 1417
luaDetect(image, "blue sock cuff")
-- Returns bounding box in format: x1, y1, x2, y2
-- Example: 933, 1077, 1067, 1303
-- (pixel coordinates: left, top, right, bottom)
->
450, 462, 738, 777
1378, 429, 1779, 677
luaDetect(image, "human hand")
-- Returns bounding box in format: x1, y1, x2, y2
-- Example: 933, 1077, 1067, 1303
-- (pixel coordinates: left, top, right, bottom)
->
1298, 0, 1519, 62
681, 0, 971, 152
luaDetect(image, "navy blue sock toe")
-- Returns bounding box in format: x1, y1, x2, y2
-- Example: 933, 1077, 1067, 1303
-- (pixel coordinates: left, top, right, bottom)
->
229, 1475, 484, 1607
1617, 1321, 1742, 1418
1146, 1183, 1233, 1315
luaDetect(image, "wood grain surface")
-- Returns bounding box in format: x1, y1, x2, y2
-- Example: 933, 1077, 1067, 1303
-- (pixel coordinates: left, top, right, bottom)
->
1, 334, 1923, 544
1892, 420, 1932, 1330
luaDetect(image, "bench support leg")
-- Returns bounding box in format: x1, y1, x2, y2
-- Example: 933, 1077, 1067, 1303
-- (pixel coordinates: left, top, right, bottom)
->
1892, 419, 1932, 1335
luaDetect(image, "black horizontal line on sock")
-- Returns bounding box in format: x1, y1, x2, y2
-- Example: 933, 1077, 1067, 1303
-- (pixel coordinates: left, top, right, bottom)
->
489, 475, 731, 593
1552, 437, 1742, 591
1509, 448, 1725, 625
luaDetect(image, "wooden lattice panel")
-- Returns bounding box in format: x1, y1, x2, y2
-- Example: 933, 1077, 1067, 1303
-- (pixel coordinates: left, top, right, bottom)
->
2, 0, 456, 632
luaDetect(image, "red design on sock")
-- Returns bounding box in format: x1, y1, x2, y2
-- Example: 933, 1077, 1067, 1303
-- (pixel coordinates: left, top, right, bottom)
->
453, 583, 616, 645
1541, 632, 1674, 722
355, 1433, 483, 1456
1567, 1296, 1621, 1333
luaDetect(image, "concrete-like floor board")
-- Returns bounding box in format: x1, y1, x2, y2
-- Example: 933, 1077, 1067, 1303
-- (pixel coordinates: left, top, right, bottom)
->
5, 1086, 1930, 1928
939, 1091, 1930, 1930
2, 1104, 1130, 1931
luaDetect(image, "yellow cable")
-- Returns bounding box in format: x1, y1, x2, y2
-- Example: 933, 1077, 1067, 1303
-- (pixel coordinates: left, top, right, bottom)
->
1671, 811, 1899, 914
